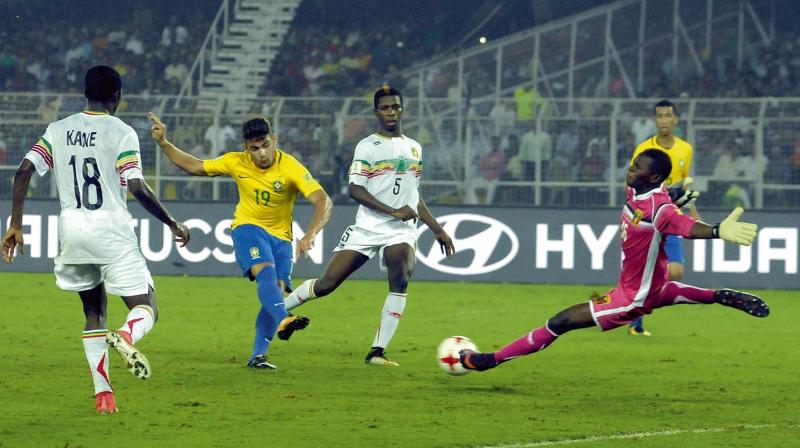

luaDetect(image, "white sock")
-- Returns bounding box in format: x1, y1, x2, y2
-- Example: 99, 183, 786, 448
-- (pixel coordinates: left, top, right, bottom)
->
372, 292, 407, 348
118, 305, 155, 344
82, 330, 112, 394
284, 279, 318, 311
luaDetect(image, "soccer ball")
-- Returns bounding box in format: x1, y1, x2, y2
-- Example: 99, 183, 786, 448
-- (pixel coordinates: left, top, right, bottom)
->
437, 336, 477, 376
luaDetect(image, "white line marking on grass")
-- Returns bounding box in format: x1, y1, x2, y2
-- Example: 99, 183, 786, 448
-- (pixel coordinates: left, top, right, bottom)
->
481, 424, 776, 448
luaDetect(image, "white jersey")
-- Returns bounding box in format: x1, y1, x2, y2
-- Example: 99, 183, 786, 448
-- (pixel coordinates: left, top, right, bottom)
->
348, 133, 422, 234
25, 111, 145, 263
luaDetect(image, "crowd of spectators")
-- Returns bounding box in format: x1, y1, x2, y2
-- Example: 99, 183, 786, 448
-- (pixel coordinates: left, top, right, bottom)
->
2, 1, 800, 207
0, 0, 213, 95
261, 0, 507, 98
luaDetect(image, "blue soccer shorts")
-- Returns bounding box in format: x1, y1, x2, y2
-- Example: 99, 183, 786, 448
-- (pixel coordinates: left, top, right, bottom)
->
231, 224, 293, 288
664, 234, 685, 264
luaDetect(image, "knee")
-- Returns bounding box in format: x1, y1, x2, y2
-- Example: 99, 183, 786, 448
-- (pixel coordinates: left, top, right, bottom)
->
547, 312, 570, 334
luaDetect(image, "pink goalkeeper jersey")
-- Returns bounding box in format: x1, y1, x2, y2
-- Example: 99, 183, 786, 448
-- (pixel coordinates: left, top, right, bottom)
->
618, 185, 696, 307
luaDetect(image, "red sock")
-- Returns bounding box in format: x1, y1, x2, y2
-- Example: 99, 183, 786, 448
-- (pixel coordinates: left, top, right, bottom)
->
494, 324, 559, 364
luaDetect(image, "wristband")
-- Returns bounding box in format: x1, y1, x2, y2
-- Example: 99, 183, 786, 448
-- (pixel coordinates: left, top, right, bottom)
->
711, 224, 720, 238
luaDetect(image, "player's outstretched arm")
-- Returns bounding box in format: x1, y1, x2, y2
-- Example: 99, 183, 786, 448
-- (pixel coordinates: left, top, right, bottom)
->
2, 159, 35, 263
295, 189, 333, 258
417, 197, 455, 257
688, 207, 757, 246
128, 178, 190, 247
348, 183, 418, 221
149, 112, 208, 176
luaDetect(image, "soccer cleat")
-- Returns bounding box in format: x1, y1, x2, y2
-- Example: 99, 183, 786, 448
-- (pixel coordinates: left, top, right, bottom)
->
276, 314, 310, 341
106, 331, 151, 380
715, 289, 769, 317
627, 327, 652, 337
459, 349, 498, 372
246, 355, 276, 370
364, 347, 399, 366
95, 391, 117, 414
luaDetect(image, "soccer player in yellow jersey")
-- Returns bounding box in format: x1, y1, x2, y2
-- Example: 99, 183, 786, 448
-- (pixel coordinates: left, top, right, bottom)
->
149, 113, 333, 369
628, 99, 698, 336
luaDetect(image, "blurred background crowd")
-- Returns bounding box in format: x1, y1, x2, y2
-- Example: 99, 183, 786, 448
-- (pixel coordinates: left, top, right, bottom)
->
1, 0, 799, 208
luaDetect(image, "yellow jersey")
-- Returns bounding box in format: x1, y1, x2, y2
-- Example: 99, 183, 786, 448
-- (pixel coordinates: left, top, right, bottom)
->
203, 149, 322, 241
631, 135, 693, 186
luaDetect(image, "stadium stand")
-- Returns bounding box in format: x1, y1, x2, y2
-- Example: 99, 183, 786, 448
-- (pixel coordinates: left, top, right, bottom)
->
0, 0, 215, 95
1, 0, 798, 209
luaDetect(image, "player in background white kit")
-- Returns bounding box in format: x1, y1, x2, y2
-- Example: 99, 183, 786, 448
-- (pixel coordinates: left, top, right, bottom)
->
283, 85, 455, 366
2, 66, 190, 414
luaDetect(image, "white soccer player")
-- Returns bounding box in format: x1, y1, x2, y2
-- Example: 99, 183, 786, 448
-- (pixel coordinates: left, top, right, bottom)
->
2, 66, 190, 414
283, 85, 455, 366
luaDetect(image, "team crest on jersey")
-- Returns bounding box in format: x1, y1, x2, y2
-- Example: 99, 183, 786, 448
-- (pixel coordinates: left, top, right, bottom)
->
411, 147, 420, 159
632, 209, 644, 226
396, 157, 408, 173
590, 292, 611, 305
250, 247, 260, 259
273, 181, 283, 191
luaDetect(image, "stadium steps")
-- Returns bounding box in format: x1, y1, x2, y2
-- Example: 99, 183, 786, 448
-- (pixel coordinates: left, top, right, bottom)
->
194, 0, 300, 113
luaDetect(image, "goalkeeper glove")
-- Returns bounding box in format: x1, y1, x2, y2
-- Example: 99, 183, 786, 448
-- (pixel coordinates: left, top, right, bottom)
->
713, 207, 758, 246
667, 177, 699, 209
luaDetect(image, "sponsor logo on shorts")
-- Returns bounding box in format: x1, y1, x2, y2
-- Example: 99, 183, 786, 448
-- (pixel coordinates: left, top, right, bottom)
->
417, 213, 518, 275
250, 247, 260, 259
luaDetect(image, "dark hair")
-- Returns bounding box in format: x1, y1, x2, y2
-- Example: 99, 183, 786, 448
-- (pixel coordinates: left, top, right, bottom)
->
654, 99, 677, 116
373, 84, 403, 110
242, 117, 272, 140
84, 65, 122, 102
639, 148, 672, 183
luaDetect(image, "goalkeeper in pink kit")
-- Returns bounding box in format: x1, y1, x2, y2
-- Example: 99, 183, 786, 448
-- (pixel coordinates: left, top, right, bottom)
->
460, 149, 768, 372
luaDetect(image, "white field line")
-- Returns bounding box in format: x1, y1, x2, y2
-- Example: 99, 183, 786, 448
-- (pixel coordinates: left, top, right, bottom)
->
480, 424, 777, 448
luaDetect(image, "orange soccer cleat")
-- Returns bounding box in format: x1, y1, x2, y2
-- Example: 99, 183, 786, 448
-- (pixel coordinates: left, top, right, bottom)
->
95, 391, 117, 414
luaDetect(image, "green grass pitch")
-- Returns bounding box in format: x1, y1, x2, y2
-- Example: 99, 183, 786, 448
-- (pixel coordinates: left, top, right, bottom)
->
0, 273, 798, 447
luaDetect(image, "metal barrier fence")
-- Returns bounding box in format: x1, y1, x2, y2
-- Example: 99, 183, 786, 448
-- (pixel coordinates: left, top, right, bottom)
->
0, 93, 798, 210
401, 0, 775, 102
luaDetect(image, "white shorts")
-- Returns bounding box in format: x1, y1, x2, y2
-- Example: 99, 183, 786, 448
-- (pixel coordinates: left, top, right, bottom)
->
334, 225, 417, 271
54, 252, 154, 297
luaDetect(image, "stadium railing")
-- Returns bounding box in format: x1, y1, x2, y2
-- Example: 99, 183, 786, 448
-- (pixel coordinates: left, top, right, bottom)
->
400, 0, 775, 106
0, 93, 797, 210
